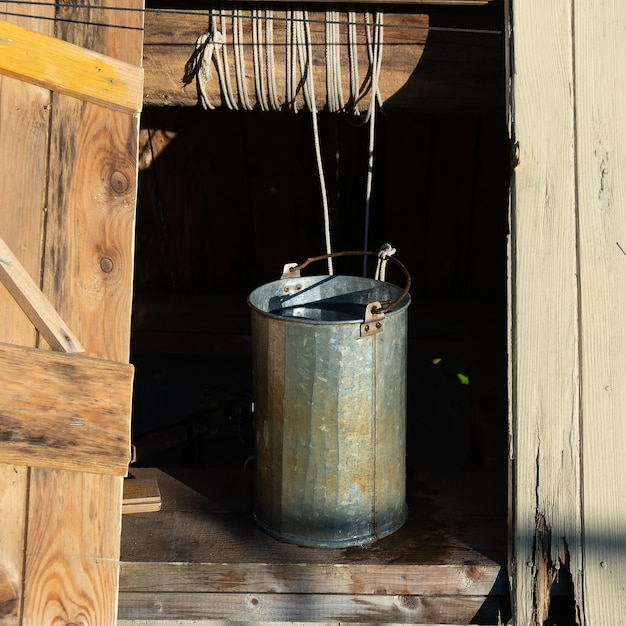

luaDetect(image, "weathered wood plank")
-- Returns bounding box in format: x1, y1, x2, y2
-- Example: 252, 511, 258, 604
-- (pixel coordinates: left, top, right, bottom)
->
118, 591, 504, 623
0, 3, 54, 624
575, 1, 626, 624
117, 621, 338, 626
23, 469, 124, 625
121, 561, 505, 596
0, 342, 134, 475
17, 0, 143, 623
0, 235, 84, 352
0, 466, 27, 625
508, 0, 583, 623
120, 469, 508, 623
123, 476, 162, 514
0, 18, 143, 114
142, 8, 504, 110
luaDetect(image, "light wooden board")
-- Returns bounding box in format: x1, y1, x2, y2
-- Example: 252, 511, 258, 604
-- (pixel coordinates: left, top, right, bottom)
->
509, 0, 626, 623
508, 0, 583, 623
0, 0, 144, 624
0, 3, 54, 624
0, 17, 143, 114
0, 342, 134, 475
574, 1, 626, 623
123, 476, 162, 514
0, 234, 84, 352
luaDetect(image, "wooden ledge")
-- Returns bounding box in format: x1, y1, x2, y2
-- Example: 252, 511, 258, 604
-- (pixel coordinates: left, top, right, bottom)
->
119, 468, 509, 623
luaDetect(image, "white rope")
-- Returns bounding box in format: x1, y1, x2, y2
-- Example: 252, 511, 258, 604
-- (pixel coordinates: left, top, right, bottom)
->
194, 11, 386, 277
326, 11, 344, 113
374, 243, 396, 282
293, 11, 334, 273
362, 13, 384, 271
347, 11, 360, 116
194, 11, 383, 115
252, 9, 269, 111
233, 9, 253, 110
265, 10, 280, 111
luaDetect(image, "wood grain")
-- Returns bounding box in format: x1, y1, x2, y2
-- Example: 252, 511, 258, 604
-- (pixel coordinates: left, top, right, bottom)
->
23, 470, 124, 625
120, 469, 508, 623
11, 0, 143, 624
508, 1, 582, 623
142, 8, 504, 110
0, 3, 54, 624
118, 591, 504, 623
0, 466, 27, 625
0, 18, 143, 114
0, 235, 84, 352
575, 1, 626, 624
0, 342, 133, 475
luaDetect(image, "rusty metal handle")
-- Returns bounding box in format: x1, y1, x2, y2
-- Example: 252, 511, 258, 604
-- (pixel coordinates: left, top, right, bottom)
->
288, 250, 411, 315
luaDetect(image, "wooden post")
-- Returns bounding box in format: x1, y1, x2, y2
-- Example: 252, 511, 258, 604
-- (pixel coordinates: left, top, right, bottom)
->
0, 0, 143, 623
574, 1, 626, 623
509, 0, 626, 623
0, 2, 54, 624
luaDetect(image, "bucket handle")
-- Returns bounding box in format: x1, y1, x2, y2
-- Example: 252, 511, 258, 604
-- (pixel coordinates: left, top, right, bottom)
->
284, 249, 411, 316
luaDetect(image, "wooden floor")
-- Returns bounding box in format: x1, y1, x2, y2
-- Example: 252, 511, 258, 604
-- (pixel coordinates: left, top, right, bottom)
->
119, 468, 509, 624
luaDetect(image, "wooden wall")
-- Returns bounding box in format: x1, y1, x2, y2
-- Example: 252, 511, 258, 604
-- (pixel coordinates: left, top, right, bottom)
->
509, 0, 626, 624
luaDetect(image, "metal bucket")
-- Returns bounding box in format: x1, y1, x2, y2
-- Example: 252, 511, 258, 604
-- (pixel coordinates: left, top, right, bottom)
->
248, 252, 411, 547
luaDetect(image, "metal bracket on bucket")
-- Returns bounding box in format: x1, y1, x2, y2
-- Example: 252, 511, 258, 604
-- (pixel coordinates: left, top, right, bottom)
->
361, 302, 385, 337
281, 263, 301, 279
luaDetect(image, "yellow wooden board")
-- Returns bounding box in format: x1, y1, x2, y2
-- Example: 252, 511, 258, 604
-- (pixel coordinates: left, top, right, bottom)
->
0, 18, 143, 114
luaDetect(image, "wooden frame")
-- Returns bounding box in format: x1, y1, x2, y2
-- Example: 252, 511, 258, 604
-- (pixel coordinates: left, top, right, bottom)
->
508, 0, 626, 623
0, 0, 143, 623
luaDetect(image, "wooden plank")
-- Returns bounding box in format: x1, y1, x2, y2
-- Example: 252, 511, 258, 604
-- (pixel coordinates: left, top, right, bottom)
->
508, 0, 583, 623
0, 18, 143, 114
120, 469, 508, 623
117, 621, 338, 626
121, 561, 506, 596
123, 476, 162, 514
0, 466, 27, 625
574, 1, 626, 624
142, 8, 504, 110
0, 342, 134, 476
0, 235, 84, 352
118, 591, 505, 624
17, 0, 144, 623
0, 3, 54, 624
23, 469, 124, 625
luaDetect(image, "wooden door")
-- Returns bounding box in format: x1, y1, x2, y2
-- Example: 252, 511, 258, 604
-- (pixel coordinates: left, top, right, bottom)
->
0, 1, 143, 623
508, 0, 626, 623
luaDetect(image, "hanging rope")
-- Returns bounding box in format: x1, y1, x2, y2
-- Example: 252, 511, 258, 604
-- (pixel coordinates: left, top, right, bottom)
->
193, 10, 385, 276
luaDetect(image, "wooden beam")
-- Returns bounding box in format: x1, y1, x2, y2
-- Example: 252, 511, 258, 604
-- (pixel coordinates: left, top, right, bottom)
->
0, 342, 134, 476
0, 18, 143, 114
119, 591, 503, 623
142, 8, 504, 110
0, 235, 84, 353
575, 1, 626, 623
508, 0, 582, 623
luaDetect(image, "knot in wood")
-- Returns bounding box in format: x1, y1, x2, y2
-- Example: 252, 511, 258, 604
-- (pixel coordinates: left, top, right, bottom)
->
109, 170, 130, 194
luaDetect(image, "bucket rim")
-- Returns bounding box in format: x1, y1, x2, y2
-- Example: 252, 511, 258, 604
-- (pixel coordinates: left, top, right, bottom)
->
247, 274, 410, 325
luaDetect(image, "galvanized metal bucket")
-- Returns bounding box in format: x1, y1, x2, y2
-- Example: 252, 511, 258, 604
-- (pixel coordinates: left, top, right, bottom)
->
248, 250, 411, 547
